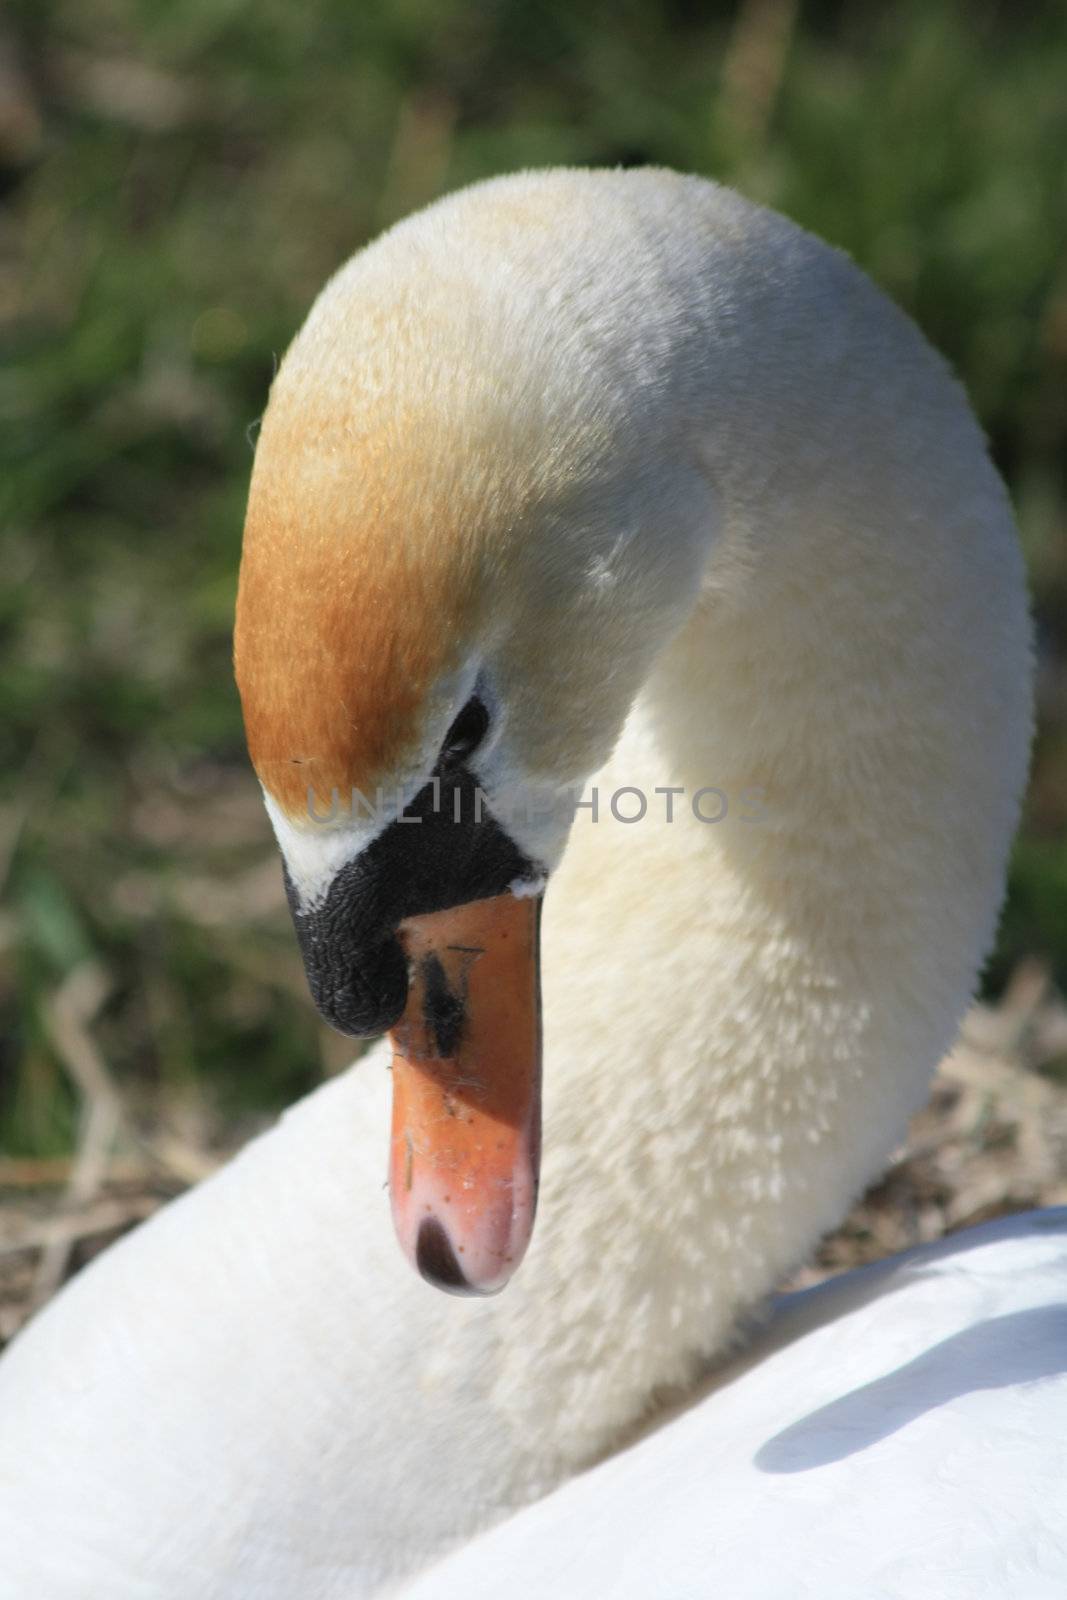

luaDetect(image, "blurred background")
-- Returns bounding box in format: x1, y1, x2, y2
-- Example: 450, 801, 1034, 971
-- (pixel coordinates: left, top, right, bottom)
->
1, 0, 1065, 1337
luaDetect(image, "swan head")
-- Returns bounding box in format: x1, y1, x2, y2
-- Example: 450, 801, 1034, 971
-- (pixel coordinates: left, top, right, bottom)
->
233, 176, 716, 1290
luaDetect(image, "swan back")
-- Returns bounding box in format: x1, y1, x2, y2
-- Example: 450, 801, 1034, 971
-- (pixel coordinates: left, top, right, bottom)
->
403, 1210, 1067, 1599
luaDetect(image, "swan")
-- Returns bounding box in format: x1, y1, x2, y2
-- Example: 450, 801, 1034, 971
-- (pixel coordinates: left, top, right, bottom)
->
0, 167, 1037, 1597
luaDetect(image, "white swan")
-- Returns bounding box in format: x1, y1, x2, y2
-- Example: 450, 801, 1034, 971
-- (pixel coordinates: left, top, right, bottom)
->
0, 168, 1038, 1598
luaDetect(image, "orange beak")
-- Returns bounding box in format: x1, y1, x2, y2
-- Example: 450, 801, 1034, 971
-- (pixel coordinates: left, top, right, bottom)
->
387, 893, 542, 1295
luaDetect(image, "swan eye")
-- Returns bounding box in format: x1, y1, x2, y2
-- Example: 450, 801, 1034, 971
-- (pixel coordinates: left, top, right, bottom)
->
440, 697, 489, 768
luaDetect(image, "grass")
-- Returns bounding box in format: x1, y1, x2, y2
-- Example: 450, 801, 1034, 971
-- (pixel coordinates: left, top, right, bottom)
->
2, 0, 1066, 1157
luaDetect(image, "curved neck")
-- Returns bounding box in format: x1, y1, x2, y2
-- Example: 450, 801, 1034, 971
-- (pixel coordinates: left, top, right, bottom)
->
488, 371, 1029, 1479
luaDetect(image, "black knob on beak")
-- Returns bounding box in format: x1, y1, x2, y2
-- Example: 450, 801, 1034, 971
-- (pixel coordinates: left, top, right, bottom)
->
285, 764, 539, 1038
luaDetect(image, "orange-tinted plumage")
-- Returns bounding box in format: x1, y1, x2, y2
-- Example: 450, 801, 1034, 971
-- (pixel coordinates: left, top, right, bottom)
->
234, 371, 478, 818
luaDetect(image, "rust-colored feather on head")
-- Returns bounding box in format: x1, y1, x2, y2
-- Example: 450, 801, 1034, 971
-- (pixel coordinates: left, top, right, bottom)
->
234, 341, 487, 821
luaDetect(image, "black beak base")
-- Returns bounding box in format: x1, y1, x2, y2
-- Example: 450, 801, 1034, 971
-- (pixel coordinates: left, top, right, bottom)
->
284, 766, 538, 1037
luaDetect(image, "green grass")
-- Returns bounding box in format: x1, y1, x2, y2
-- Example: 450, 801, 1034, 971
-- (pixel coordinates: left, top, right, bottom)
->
2, 0, 1066, 1154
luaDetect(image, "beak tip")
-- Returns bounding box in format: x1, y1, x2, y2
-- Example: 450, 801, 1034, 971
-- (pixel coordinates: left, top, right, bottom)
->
415, 1215, 504, 1298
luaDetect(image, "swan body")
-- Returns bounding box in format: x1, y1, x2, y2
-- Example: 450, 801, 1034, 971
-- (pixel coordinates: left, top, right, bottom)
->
0, 168, 1033, 1597
406, 1209, 1067, 1600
